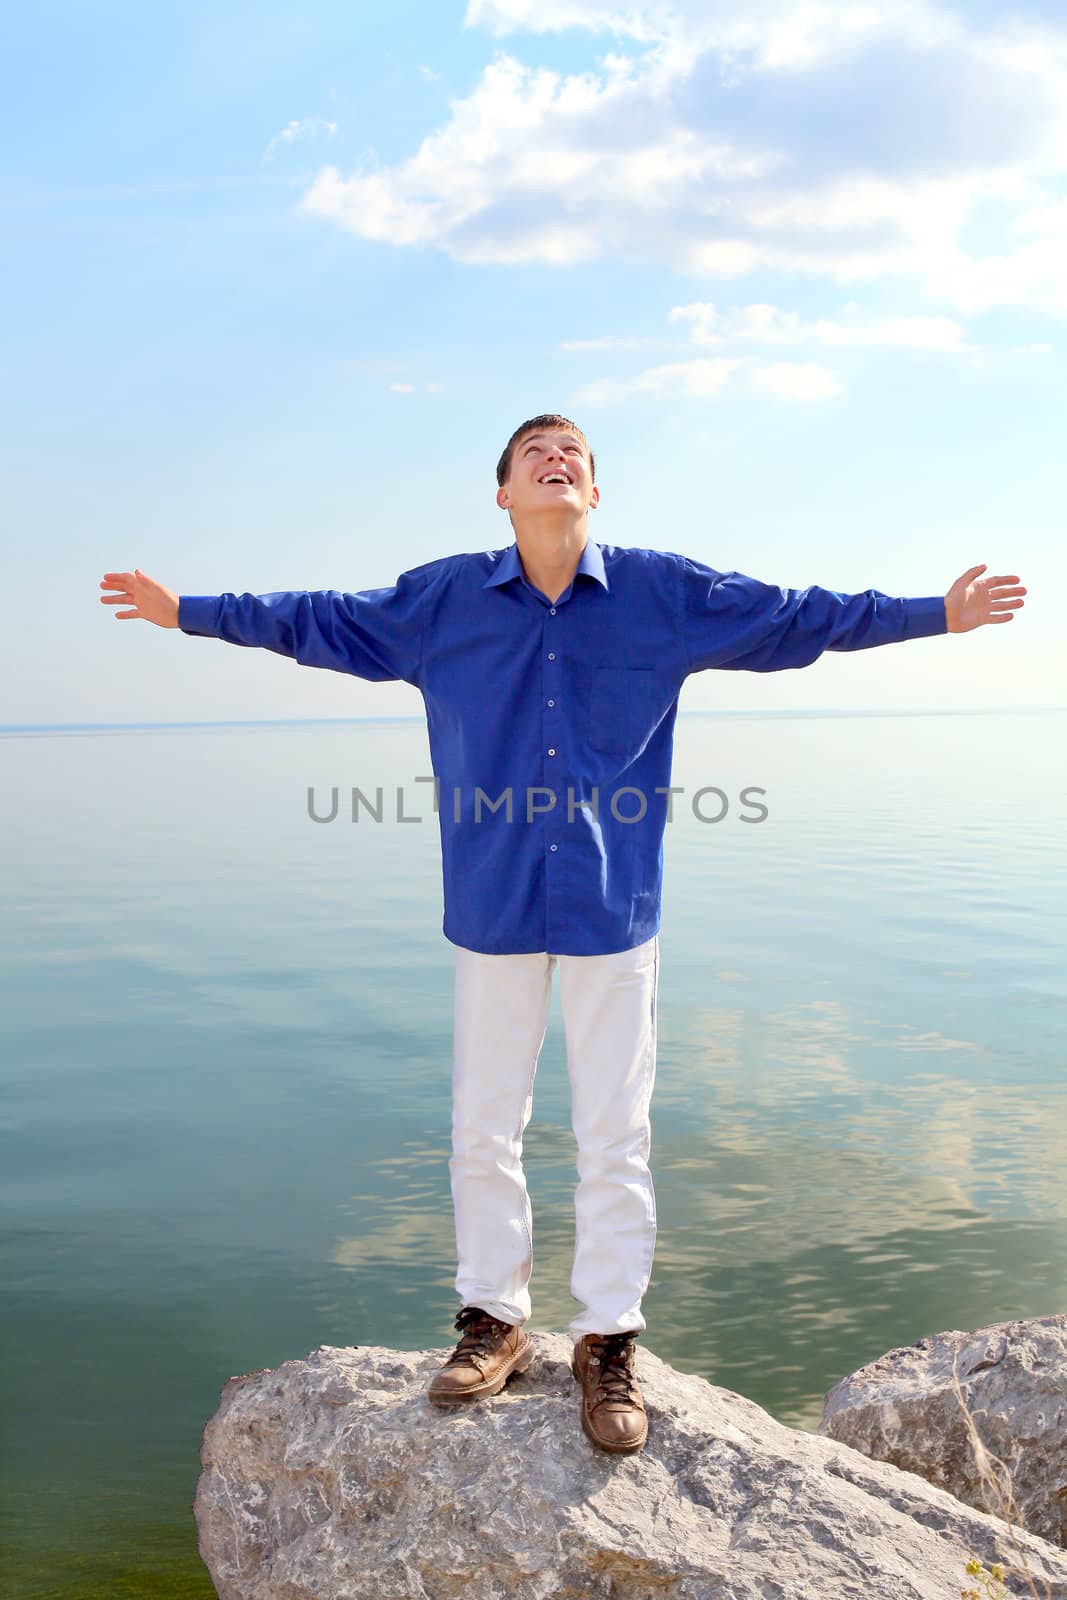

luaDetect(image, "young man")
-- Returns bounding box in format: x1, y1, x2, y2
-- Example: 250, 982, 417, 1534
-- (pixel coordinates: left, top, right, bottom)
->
99, 413, 1026, 1456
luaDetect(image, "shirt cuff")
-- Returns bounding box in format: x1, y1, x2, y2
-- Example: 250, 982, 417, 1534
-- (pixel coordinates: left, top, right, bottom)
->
901, 595, 948, 639
178, 595, 221, 637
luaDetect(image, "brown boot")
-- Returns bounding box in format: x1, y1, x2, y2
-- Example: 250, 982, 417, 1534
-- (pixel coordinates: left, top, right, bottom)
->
572, 1331, 648, 1453
427, 1305, 534, 1403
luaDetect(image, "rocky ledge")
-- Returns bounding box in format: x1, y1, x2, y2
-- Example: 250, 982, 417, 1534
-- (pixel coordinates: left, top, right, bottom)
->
195, 1325, 1067, 1599
822, 1314, 1067, 1550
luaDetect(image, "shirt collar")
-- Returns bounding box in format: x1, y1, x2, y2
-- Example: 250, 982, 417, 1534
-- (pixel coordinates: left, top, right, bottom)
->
482, 537, 609, 593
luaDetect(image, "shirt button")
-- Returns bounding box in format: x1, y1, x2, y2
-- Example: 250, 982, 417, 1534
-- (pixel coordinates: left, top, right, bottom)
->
549, 607, 557, 614
547, 699, 555, 707
549, 843, 558, 852
548, 748, 556, 756
547, 652, 556, 661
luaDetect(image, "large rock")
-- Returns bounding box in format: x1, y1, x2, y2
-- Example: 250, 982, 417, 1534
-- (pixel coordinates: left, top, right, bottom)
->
821, 1314, 1067, 1550
194, 1332, 1067, 1599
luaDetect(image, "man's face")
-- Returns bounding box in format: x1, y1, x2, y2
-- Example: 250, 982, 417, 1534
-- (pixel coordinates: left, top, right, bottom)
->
496, 429, 599, 524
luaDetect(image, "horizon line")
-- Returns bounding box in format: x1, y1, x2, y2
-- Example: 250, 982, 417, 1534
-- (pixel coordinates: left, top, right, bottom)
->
2, 706, 1064, 739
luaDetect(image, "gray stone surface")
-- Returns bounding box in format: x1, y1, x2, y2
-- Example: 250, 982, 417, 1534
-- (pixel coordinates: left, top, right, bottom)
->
821, 1314, 1067, 1550
195, 1332, 1067, 1598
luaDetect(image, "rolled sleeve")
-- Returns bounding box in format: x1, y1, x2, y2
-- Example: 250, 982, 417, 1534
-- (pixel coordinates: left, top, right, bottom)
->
177, 567, 434, 684
680, 556, 948, 674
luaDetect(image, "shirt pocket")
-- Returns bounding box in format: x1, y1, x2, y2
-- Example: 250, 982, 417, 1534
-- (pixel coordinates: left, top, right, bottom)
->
588, 666, 678, 766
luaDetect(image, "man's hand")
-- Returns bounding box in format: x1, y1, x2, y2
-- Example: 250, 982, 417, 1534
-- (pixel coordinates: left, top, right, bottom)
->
945, 565, 1026, 633
99, 569, 180, 629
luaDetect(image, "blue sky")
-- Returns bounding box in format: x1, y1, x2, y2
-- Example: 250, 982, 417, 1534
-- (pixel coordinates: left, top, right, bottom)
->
4, 0, 1064, 722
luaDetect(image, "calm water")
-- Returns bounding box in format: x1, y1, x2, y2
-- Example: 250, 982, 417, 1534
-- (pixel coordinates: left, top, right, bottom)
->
2, 710, 1065, 1597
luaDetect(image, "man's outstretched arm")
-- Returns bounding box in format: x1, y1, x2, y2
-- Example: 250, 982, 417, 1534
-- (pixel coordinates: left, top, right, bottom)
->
679, 557, 1026, 674
98, 566, 435, 684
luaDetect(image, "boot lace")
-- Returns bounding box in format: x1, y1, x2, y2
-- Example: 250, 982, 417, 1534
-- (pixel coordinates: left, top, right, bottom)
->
444, 1305, 512, 1371
585, 1332, 640, 1408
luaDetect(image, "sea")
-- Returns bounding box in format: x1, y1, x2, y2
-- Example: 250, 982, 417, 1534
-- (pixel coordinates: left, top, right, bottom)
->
1, 707, 1065, 1597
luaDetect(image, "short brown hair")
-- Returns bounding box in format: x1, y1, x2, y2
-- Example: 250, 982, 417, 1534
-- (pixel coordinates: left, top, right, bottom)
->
496, 414, 595, 487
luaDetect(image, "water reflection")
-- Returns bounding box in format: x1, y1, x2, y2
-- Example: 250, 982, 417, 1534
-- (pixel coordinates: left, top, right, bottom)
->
1, 710, 1065, 1593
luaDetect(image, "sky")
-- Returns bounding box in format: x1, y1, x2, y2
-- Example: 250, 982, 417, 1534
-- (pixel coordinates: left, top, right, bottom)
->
3, 0, 1065, 723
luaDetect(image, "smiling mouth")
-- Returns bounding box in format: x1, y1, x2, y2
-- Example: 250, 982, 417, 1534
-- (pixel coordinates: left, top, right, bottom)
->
538, 473, 572, 485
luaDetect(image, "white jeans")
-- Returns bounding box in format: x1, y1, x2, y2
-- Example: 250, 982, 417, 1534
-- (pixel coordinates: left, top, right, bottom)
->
449, 934, 660, 1340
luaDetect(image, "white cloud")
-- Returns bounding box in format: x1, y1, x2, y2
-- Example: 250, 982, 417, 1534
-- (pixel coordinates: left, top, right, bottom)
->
668, 300, 971, 351
301, 52, 779, 266
813, 314, 968, 351
389, 383, 416, 393
264, 117, 338, 162
748, 361, 844, 400
465, 0, 956, 68
570, 352, 844, 404
464, 0, 664, 41
567, 294, 974, 403
302, 3, 1067, 314
572, 356, 738, 404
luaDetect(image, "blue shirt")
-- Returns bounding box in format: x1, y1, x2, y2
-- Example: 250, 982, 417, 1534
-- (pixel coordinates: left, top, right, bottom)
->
178, 540, 947, 956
